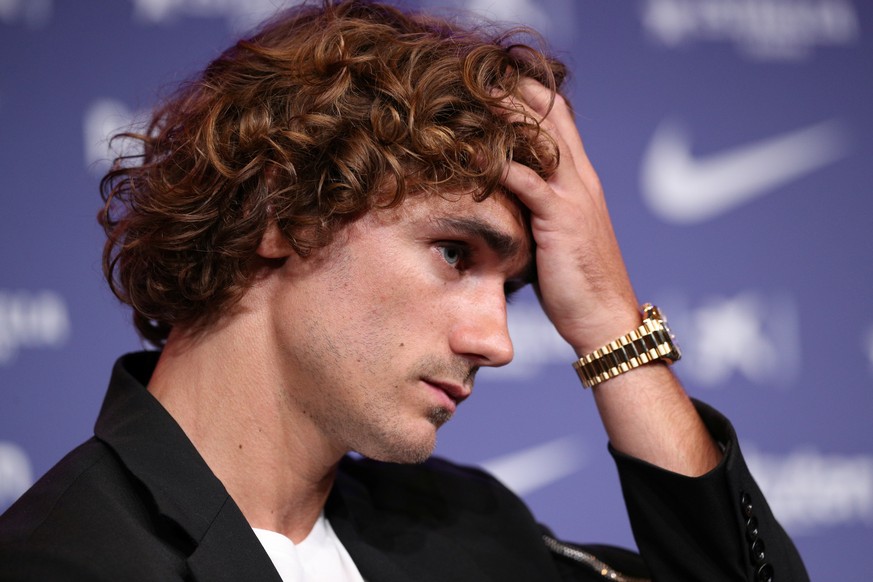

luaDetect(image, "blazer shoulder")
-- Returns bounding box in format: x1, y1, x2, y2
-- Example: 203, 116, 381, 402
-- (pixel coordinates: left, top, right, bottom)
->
1, 438, 117, 541
0, 438, 191, 580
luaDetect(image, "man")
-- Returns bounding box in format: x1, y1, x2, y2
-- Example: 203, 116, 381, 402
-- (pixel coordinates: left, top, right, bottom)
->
0, 1, 808, 580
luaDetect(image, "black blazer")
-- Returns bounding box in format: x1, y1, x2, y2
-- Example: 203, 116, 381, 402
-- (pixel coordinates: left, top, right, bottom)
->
0, 353, 808, 581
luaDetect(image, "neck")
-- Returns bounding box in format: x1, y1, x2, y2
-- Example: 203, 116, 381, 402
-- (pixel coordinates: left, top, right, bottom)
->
147, 311, 345, 543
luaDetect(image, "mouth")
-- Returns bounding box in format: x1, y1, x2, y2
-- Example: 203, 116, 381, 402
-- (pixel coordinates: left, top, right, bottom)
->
421, 378, 472, 413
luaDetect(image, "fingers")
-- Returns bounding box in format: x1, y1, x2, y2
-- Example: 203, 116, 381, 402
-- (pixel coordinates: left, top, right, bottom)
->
497, 80, 604, 224
500, 159, 559, 221
515, 79, 600, 195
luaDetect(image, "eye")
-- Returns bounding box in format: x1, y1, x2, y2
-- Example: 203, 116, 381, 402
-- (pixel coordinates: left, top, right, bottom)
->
437, 243, 468, 269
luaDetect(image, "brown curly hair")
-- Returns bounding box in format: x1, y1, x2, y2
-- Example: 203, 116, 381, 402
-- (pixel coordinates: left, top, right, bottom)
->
99, 0, 567, 346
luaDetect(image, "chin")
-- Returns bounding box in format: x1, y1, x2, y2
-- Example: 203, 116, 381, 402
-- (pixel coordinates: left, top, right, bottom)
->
353, 408, 453, 464
385, 448, 433, 465
358, 428, 438, 465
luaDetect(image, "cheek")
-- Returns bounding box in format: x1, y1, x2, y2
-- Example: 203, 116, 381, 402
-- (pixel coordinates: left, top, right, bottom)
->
340, 248, 454, 347
349, 288, 443, 365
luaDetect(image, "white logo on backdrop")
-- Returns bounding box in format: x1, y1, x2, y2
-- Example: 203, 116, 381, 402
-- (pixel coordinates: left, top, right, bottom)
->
0, 290, 71, 366
0, 442, 33, 509
132, 0, 573, 38
480, 435, 587, 497
665, 292, 801, 388
0, 0, 52, 28
641, 119, 851, 224
461, 0, 551, 32
456, 0, 579, 39
641, 0, 860, 61
130, 0, 293, 30
746, 446, 873, 533
83, 99, 146, 175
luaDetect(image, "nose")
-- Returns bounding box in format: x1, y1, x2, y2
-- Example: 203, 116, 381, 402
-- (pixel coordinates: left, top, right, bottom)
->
449, 287, 514, 367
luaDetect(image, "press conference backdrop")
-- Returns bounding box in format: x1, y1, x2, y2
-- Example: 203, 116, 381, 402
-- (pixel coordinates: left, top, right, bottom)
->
2, 0, 871, 578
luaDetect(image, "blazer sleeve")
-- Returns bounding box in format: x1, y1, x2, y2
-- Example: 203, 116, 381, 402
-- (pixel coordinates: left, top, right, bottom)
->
609, 399, 809, 581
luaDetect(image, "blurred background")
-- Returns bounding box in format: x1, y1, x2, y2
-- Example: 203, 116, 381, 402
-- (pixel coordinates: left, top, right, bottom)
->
1, 0, 871, 579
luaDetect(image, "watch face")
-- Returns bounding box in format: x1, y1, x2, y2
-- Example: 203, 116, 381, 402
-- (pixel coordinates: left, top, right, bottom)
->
644, 303, 661, 320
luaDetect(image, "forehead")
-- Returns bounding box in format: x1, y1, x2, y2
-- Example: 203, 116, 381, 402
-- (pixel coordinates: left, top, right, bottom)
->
394, 190, 527, 227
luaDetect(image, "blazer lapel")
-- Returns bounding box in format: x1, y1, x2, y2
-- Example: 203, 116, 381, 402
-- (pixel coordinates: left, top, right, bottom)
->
96, 353, 281, 582
187, 498, 283, 582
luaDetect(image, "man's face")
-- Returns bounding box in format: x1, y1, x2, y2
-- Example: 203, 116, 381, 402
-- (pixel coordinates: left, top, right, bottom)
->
263, 191, 532, 464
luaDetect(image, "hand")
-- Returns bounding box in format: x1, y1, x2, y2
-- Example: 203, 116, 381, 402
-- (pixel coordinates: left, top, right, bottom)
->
500, 83, 722, 474
500, 79, 640, 355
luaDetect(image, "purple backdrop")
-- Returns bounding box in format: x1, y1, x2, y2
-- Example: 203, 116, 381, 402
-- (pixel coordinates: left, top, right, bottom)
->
2, 1, 872, 579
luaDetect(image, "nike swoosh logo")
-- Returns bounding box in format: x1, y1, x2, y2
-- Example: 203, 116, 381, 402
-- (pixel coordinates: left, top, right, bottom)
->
641, 119, 850, 224
479, 435, 586, 496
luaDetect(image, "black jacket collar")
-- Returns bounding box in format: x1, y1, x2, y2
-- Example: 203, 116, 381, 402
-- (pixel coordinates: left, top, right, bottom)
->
94, 352, 282, 582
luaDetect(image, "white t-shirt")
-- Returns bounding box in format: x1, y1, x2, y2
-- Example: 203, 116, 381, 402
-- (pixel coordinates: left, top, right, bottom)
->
252, 512, 365, 582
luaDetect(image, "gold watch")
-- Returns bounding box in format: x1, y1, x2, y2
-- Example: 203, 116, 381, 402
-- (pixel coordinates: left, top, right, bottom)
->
572, 303, 681, 388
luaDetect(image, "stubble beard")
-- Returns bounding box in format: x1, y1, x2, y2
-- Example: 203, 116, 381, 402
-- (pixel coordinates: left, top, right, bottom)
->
364, 405, 451, 465
358, 376, 466, 465
427, 406, 453, 429
322, 357, 477, 465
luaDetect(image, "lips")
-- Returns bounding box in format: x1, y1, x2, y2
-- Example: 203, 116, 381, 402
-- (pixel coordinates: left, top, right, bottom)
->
422, 378, 471, 410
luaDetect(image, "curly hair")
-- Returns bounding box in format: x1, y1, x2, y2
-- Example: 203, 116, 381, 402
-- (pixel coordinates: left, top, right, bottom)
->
99, 0, 567, 345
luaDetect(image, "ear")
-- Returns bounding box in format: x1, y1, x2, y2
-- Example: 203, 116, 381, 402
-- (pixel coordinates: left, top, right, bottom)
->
257, 221, 294, 259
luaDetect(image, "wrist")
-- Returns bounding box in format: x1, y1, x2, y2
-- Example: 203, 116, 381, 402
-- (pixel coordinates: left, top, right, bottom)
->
567, 307, 643, 357
571, 303, 681, 389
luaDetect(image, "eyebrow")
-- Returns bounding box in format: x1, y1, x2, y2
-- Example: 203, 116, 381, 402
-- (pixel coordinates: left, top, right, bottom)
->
431, 217, 536, 284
